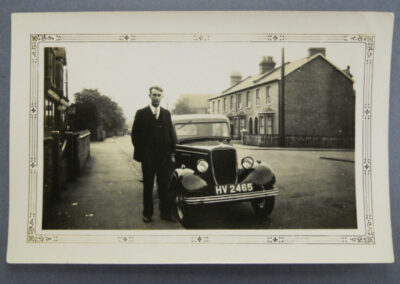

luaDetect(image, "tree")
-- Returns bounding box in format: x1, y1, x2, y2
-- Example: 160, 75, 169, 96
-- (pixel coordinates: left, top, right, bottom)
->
172, 97, 197, 114
70, 89, 126, 135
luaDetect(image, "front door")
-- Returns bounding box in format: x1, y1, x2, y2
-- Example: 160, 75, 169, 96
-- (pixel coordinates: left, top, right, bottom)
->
234, 118, 239, 137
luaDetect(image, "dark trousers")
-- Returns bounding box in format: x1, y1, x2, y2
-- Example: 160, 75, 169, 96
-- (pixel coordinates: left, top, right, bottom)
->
141, 157, 172, 218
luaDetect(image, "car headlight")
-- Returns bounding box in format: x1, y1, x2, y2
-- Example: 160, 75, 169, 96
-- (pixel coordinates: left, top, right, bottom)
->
196, 159, 209, 173
241, 156, 254, 169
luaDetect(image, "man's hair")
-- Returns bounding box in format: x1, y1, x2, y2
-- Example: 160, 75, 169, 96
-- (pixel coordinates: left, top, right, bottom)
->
149, 86, 163, 94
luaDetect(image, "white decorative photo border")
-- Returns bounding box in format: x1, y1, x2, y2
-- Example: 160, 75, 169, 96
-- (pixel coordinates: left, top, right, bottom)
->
26, 33, 374, 245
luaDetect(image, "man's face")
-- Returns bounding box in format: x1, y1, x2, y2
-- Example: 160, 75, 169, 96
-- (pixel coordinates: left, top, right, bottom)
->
149, 88, 163, 107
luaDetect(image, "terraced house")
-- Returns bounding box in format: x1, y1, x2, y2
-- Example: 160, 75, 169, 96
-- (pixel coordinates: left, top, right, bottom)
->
209, 48, 355, 148
43, 48, 91, 222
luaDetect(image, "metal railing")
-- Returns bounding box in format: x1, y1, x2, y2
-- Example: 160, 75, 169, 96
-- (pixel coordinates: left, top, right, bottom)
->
243, 134, 354, 148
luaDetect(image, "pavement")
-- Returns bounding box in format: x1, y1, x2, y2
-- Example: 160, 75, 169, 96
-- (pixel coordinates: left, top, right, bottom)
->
43, 136, 182, 230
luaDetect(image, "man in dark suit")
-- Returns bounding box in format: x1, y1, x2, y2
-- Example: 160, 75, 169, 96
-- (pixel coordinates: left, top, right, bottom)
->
131, 86, 176, 223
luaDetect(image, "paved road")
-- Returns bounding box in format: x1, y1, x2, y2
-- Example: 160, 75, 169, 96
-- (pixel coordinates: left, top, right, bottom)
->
192, 146, 356, 229
43, 135, 356, 230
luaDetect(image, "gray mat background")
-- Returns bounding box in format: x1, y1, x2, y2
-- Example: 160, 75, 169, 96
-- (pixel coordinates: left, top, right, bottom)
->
0, 1, 398, 283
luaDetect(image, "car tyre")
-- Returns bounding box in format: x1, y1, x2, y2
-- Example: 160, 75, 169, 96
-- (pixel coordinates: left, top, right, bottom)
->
172, 193, 195, 228
251, 196, 275, 217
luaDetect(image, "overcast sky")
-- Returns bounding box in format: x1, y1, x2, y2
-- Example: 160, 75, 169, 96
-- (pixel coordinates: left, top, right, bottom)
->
62, 41, 364, 123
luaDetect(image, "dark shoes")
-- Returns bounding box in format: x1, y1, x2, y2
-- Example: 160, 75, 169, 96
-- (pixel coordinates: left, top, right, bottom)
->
143, 216, 152, 223
143, 214, 175, 223
161, 214, 176, 222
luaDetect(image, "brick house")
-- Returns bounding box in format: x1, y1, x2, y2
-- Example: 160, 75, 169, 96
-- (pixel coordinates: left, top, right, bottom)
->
209, 48, 355, 148
44, 48, 69, 135
43, 47, 69, 214
43, 48, 91, 224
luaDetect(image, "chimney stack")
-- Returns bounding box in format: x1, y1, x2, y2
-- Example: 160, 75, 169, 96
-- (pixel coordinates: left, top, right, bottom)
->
343, 65, 353, 77
308, 47, 326, 57
259, 56, 276, 74
230, 71, 242, 86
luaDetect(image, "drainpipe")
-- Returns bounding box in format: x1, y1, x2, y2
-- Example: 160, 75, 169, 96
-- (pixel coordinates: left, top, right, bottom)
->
280, 48, 285, 147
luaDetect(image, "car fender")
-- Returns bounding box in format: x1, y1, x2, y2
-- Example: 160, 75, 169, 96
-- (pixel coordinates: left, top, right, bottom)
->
174, 168, 208, 191
241, 162, 275, 186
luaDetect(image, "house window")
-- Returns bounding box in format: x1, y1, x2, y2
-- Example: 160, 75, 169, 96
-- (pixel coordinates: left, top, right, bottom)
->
256, 89, 260, 106
57, 63, 64, 91
212, 101, 215, 113
45, 99, 56, 131
217, 100, 221, 113
266, 115, 273, 134
259, 116, 265, 134
246, 91, 251, 107
223, 98, 227, 111
254, 117, 259, 134
238, 93, 242, 109
266, 86, 271, 104
49, 52, 54, 86
230, 96, 233, 110
52, 55, 57, 88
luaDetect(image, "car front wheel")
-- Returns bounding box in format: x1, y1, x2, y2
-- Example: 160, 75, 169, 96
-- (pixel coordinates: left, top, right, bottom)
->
251, 197, 275, 217
172, 194, 195, 228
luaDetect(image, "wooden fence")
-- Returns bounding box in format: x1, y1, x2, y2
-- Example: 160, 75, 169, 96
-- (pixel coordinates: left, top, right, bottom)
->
43, 130, 91, 213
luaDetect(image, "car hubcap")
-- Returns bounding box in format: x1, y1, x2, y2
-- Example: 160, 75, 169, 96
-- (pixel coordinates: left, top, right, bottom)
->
258, 199, 266, 209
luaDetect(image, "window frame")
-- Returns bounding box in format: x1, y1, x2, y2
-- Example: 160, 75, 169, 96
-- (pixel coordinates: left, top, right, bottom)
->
246, 91, 251, 108
223, 97, 227, 112
238, 93, 242, 109
256, 89, 260, 106
266, 115, 273, 134
266, 86, 271, 104
259, 116, 265, 134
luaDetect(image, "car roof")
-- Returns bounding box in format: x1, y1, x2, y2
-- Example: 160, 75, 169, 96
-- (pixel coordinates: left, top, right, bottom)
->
172, 114, 230, 124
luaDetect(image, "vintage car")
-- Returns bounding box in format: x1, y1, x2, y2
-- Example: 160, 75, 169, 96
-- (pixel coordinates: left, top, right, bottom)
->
169, 114, 279, 228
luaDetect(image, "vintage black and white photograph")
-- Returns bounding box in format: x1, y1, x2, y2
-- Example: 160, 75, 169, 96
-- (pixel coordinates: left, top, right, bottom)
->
7, 12, 394, 264
41, 41, 359, 230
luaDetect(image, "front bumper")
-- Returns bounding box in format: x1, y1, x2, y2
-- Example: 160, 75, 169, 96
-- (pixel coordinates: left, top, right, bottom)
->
183, 187, 279, 205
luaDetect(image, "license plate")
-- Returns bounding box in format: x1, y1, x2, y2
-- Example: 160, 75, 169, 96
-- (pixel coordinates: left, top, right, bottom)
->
215, 183, 253, 195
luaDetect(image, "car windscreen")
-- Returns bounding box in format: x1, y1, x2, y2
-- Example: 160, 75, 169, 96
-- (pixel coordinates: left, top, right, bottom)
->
174, 122, 230, 140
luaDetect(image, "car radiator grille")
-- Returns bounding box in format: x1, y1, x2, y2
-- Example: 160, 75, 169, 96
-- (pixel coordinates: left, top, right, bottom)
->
211, 148, 237, 185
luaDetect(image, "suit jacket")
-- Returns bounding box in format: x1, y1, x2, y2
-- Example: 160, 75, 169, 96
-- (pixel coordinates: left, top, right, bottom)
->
131, 106, 177, 162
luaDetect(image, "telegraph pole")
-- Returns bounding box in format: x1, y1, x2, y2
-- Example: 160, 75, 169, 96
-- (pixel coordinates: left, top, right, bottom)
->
280, 48, 285, 147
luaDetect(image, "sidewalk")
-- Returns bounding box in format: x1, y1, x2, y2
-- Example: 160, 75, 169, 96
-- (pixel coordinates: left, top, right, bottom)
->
43, 136, 182, 230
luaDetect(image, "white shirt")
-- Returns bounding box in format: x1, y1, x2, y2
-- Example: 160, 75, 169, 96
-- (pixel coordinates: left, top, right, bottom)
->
149, 104, 160, 119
